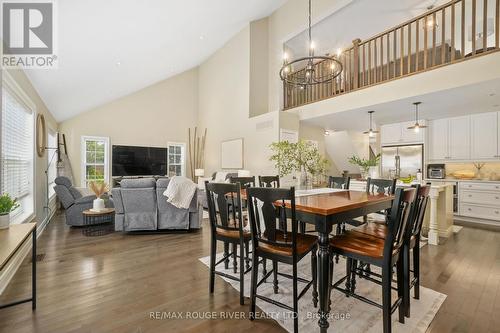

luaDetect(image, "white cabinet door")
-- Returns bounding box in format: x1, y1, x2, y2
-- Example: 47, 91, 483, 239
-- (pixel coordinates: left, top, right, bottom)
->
401, 121, 425, 143
448, 116, 470, 160
471, 112, 498, 159
380, 123, 402, 145
428, 119, 449, 160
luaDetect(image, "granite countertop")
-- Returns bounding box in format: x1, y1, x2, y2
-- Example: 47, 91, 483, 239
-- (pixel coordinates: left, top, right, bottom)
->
425, 178, 500, 183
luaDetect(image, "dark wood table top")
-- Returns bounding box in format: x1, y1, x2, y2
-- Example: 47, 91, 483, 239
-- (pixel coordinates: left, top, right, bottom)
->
236, 189, 393, 217
290, 190, 394, 216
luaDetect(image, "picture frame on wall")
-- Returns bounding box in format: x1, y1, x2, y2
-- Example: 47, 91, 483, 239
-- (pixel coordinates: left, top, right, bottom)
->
221, 138, 243, 169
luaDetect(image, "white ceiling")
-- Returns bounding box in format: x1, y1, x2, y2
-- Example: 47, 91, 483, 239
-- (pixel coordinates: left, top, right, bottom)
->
25, 0, 286, 122
302, 79, 500, 131
285, 0, 448, 59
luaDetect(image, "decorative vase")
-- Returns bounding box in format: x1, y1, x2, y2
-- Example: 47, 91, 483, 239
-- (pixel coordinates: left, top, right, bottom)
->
0, 214, 10, 229
92, 198, 105, 212
299, 168, 313, 190
360, 169, 370, 180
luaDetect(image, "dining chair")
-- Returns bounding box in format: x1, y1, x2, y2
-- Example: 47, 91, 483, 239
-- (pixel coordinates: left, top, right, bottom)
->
247, 186, 318, 333
230, 176, 256, 188
205, 182, 252, 305
330, 187, 417, 333
258, 175, 280, 188
328, 176, 350, 189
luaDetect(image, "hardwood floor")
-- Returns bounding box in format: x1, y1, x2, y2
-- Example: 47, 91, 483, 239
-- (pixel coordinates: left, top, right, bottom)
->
0, 213, 499, 333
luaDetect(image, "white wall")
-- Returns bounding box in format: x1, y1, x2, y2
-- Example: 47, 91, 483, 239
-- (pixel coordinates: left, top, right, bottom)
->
198, 26, 280, 177
59, 68, 199, 185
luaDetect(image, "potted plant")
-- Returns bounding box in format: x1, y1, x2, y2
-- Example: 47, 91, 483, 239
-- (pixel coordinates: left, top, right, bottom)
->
0, 193, 20, 229
89, 181, 109, 212
270, 140, 329, 190
348, 154, 381, 180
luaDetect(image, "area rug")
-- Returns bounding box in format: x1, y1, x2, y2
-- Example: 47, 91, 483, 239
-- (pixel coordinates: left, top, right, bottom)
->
199, 252, 445, 332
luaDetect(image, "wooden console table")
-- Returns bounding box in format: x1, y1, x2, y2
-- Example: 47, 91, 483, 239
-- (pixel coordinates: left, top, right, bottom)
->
0, 223, 37, 310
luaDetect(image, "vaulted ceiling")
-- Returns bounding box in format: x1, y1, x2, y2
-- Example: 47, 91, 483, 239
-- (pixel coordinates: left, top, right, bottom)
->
25, 0, 286, 122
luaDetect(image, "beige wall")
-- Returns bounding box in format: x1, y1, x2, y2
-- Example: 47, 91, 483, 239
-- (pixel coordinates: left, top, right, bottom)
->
198, 26, 280, 177
59, 68, 199, 186
249, 18, 269, 117
4, 68, 58, 224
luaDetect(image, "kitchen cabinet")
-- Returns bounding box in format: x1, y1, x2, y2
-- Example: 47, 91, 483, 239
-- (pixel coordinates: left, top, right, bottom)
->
428, 118, 449, 160
459, 182, 500, 222
448, 116, 470, 160
471, 112, 498, 159
428, 116, 470, 160
381, 121, 425, 145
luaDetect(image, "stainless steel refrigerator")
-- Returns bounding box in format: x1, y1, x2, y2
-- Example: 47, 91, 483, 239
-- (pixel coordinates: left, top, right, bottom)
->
381, 144, 423, 179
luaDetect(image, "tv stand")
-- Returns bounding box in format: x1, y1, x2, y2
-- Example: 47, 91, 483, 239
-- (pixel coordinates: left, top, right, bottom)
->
111, 175, 168, 188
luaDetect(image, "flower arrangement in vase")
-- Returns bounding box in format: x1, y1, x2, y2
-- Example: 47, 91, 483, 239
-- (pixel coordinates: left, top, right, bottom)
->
89, 181, 109, 212
0, 193, 20, 229
348, 154, 381, 180
269, 140, 329, 190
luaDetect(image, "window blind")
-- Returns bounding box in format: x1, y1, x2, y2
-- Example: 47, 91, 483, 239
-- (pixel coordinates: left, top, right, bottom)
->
1, 87, 34, 208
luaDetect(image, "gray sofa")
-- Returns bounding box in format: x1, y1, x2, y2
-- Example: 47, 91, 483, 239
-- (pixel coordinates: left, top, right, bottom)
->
53, 176, 114, 226
112, 178, 201, 232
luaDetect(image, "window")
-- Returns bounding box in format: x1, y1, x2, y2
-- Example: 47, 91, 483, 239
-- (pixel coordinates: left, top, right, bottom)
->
47, 130, 58, 198
1, 73, 35, 223
81, 136, 109, 186
167, 142, 186, 177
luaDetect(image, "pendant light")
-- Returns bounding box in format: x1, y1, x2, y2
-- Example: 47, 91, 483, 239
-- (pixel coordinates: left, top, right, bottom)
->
279, 0, 342, 87
407, 102, 427, 133
363, 111, 379, 137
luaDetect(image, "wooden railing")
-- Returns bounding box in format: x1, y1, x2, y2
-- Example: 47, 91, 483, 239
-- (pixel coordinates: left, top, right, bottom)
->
283, 0, 500, 110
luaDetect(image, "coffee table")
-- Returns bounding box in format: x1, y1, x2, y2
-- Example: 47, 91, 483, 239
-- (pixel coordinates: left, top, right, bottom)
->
82, 208, 115, 236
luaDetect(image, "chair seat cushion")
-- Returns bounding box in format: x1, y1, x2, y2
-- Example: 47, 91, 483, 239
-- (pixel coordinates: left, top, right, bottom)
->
330, 230, 386, 259
259, 231, 317, 257
215, 218, 250, 240
352, 222, 388, 239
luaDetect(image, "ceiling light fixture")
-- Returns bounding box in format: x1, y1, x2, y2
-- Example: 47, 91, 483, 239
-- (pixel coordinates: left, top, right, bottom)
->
279, 0, 342, 88
324, 129, 331, 136
407, 102, 427, 133
363, 111, 379, 137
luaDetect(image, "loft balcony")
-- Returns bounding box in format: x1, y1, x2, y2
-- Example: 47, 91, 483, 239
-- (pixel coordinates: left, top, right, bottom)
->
283, 0, 500, 111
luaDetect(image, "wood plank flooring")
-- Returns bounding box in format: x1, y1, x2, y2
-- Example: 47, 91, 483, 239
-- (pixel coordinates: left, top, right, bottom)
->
0, 213, 499, 333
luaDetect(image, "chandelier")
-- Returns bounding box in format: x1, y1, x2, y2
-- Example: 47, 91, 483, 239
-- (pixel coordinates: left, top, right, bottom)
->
280, 0, 343, 87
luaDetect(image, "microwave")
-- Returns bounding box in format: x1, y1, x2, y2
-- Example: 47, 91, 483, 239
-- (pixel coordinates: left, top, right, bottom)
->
427, 164, 446, 179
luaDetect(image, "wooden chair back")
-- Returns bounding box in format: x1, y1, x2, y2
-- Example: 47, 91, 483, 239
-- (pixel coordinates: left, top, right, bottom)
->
205, 182, 244, 236
328, 176, 350, 189
258, 175, 280, 188
246, 187, 297, 256
230, 176, 256, 189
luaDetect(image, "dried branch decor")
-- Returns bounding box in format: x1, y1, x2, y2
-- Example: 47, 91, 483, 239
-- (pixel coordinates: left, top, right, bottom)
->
188, 127, 207, 179
88, 181, 109, 199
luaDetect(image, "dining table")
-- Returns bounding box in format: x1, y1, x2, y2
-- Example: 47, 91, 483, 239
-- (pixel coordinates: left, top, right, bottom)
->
282, 189, 394, 332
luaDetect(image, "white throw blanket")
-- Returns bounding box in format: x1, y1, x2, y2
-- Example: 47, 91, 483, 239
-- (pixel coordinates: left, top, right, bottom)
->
163, 176, 197, 209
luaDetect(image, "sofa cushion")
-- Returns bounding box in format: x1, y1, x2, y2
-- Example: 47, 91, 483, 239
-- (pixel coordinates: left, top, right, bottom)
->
156, 178, 170, 188
54, 185, 74, 209
120, 178, 156, 188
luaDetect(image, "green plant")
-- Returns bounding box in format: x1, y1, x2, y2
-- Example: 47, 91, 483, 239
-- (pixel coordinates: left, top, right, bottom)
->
0, 193, 20, 215
348, 154, 381, 174
269, 140, 329, 177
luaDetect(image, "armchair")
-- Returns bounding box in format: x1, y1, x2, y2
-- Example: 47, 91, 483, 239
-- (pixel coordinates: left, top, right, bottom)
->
53, 176, 113, 226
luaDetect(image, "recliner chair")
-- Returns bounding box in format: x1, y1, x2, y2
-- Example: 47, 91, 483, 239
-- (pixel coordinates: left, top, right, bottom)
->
53, 176, 113, 226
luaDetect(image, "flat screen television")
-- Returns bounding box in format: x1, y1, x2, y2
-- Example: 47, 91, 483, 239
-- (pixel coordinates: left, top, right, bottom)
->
112, 145, 167, 177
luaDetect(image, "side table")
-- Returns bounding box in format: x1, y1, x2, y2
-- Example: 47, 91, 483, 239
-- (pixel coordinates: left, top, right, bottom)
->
82, 208, 115, 236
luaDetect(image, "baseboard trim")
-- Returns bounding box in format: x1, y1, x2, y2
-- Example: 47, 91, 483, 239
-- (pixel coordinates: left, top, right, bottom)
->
0, 208, 55, 295
454, 217, 500, 231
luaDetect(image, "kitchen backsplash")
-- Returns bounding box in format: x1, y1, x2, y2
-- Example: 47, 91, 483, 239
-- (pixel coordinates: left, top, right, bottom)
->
445, 163, 500, 180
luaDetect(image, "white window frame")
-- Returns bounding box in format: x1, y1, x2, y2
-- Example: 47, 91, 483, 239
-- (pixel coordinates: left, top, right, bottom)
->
167, 142, 186, 177
1, 70, 36, 225
81, 136, 110, 187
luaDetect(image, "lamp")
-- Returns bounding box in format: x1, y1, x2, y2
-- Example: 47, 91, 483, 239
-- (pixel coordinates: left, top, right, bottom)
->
363, 111, 379, 137
407, 102, 427, 133
195, 169, 205, 177
238, 170, 251, 177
